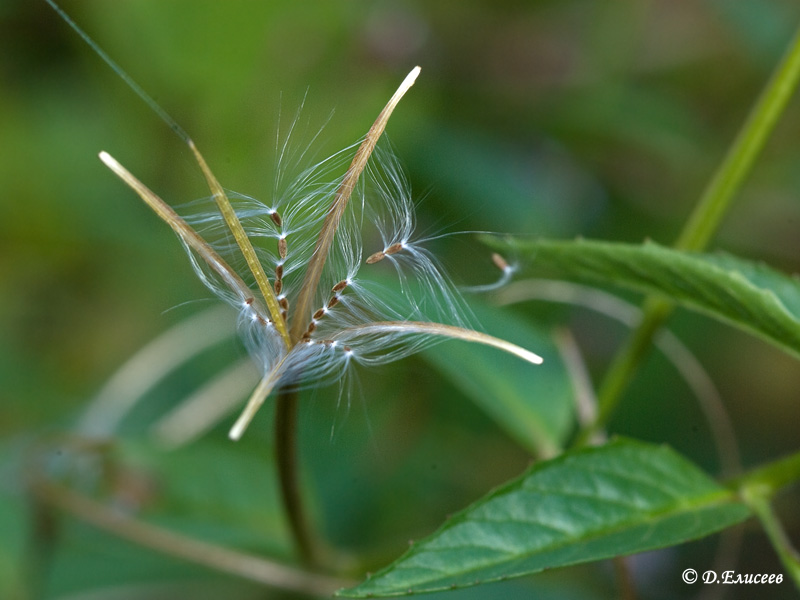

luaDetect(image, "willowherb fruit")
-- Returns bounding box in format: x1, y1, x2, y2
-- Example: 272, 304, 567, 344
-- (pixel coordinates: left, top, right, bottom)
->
49, 0, 543, 441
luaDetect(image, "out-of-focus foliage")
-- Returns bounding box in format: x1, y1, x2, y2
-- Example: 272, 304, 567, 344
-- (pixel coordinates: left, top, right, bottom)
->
3, 1, 800, 599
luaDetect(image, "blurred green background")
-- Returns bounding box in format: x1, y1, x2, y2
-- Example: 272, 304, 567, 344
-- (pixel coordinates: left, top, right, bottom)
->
3, 0, 800, 598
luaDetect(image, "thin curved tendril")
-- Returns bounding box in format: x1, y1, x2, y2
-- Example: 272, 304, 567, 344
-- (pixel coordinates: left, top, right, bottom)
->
495, 278, 740, 475
290, 67, 421, 343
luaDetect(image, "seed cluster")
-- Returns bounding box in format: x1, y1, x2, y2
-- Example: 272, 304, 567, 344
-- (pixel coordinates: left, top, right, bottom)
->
93, 61, 542, 442
302, 279, 350, 340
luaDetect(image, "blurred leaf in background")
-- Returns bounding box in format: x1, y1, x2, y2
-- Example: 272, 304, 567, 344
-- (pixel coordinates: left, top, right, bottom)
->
2, 0, 800, 598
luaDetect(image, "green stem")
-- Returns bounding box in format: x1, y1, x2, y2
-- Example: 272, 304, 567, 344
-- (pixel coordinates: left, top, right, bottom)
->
576, 20, 800, 445
275, 389, 319, 567
735, 450, 800, 590
676, 23, 800, 252
732, 452, 800, 588
748, 497, 800, 589
573, 297, 672, 447
731, 449, 800, 496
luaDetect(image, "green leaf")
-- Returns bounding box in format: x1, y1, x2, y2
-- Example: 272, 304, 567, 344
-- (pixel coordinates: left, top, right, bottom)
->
423, 301, 574, 457
491, 237, 800, 359
339, 438, 749, 597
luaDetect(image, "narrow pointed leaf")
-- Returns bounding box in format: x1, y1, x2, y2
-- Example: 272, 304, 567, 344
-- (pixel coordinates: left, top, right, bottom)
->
490, 237, 800, 359
340, 438, 750, 597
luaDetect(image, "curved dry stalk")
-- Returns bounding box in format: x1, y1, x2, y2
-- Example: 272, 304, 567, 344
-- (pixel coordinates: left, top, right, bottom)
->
552, 329, 599, 434
31, 476, 351, 596
289, 67, 421, 342
495, 278, 740, 476
79, 306, 234, 438
336, 320, 544, 365
189, 141, 291, 348
152, 358, 260, 449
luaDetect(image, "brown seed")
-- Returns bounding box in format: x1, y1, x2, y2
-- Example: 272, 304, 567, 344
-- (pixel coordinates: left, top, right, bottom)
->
492, 252, 509, 272
332, 280, 348, 293
306, 321, 317, 334
274, 280, 283, 294
279, 297, 289, 310
281, 310, 288, 321
366, 251, 385, 264
244, 297, 254, 305
270, 211, 282, 227
278, 237, 288, 259
327, 295, 340, 309
275, 264, 284, 279
385, 242, 403, 255
313, 308, 326, 320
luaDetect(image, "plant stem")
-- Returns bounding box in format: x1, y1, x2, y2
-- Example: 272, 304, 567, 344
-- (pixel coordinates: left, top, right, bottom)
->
731, 449, 800, 496
735, 451, 800, 591
275, 388, 318, 567
573, 297, 672, 447
731, 450, 800, 587
676, 23, 800, 253
748, 497, 800, 589
31, 475, 349, 596
576, 20, 800, 445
